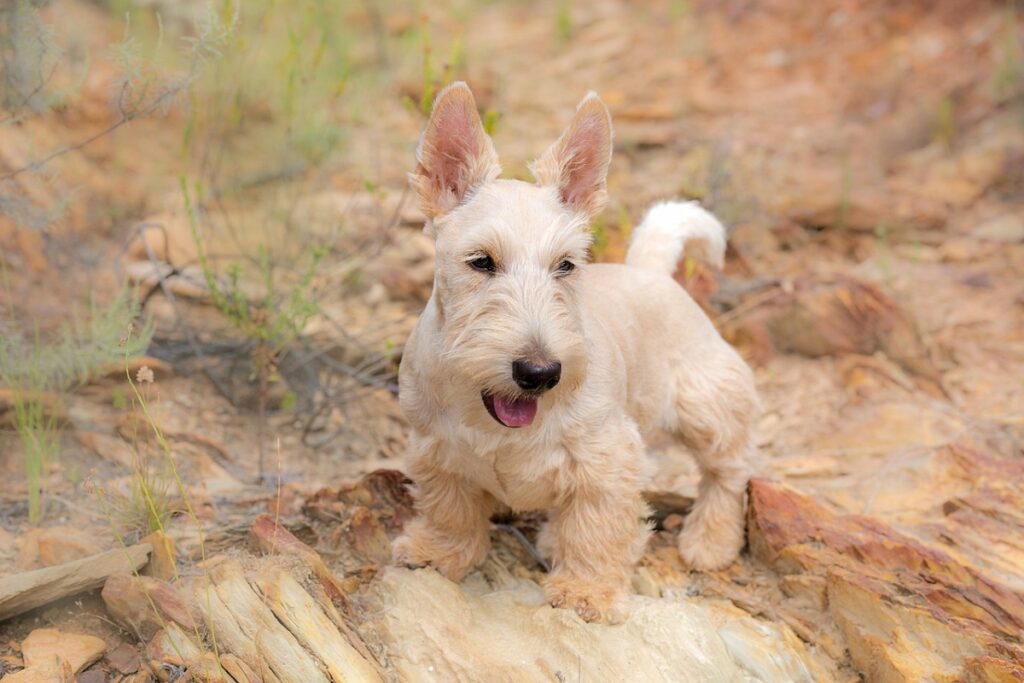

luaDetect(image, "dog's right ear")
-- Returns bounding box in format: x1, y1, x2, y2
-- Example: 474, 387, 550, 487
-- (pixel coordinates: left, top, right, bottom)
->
410, 82, 501, 224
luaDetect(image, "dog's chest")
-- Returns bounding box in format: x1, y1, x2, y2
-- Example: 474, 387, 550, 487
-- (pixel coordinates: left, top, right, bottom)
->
449, 443, 563, 512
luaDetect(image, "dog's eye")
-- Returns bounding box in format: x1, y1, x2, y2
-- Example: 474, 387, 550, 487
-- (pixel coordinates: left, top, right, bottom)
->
556, 259, 575, 276
468, 255, 496, 273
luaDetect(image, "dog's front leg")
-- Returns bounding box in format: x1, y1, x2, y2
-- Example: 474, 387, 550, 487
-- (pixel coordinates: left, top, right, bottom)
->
393, 434, 495, 581
543, 424, 651, 624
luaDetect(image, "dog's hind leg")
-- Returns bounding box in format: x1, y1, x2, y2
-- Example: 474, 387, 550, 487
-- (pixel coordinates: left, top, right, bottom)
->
669, 348, 759, 571
392, 433, 495, 581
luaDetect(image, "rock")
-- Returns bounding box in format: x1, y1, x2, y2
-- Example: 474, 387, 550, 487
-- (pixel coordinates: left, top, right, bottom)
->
890, 132, 1024, 211
247, 515, 384, 677
218, 653, 258, 683
779, 574, 828, 612
0, 654, 23, 671
196, 560, 330, 683
74, 431, 137, 468
747, 479, 1024, 680
367, 568, 823, 682
642, 490, 694, 526
101, 574, 196, 640
74, 669, 104, 683
0, 527, 15, 576
249, 514, 352, 609
249, 567, 383, 682
21, 629, 106, 675
0, 388, 67, 430
827, 568, 988, 683
0, 526, 16, 554
972, 213, 1024, 243
1, 662, 72, 683
937, 238, 995, 263
104, 643, 140, 675
712, 606, 827, 682
140, 531, 177, 582
926, 444, 1024, 592
36, 527, 105, 567
145, 622, 202, 669
723, 275, 940, 386
16, 530, 43, 571
121, 261, 213, 300
762, 166, 946, 232
98, 356, 174, 382
123, 214, 199, 265
185, 652, 234, 683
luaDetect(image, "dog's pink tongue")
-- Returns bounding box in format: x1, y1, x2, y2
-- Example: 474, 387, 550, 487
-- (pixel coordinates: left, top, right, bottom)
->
493, 396, 538, 427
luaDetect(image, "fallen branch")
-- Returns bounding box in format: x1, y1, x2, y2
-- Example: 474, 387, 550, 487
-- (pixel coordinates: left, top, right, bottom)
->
0, 543, 151, 622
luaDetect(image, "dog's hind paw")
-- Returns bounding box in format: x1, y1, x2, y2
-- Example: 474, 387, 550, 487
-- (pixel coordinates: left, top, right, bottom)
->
677, 520, 744, 571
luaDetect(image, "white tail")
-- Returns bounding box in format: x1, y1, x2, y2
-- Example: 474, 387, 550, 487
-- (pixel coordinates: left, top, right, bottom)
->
625, 201, 727, 275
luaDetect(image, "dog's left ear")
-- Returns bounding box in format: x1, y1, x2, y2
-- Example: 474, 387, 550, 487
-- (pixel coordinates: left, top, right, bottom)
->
530, 93, 613, 220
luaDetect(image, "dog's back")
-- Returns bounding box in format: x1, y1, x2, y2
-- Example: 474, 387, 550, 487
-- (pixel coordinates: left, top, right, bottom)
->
575, 200, 741, 433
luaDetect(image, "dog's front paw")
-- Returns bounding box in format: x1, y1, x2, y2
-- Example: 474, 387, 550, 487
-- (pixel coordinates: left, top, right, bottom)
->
544, 574, 628, 624
677, 516, 744, 571
392, 519, 489, 582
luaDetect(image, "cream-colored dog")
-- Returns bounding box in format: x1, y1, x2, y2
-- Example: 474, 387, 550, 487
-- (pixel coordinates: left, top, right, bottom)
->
393, 83, 759, 623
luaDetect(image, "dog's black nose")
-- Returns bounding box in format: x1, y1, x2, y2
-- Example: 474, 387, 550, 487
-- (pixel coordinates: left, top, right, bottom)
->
513, 359, 561, 392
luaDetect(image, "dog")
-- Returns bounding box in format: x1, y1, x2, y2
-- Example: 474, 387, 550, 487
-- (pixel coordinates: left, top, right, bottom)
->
393, 82, 759, 623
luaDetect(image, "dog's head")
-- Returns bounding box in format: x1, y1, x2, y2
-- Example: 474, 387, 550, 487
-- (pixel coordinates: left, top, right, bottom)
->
410, 82, 612, 430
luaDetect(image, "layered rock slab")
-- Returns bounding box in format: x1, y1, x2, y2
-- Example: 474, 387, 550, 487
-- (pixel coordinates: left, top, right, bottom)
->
748, 478, 1024, 682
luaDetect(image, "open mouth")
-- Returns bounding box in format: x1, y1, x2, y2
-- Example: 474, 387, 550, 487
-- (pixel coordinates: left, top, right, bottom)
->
481, 392, 538, 428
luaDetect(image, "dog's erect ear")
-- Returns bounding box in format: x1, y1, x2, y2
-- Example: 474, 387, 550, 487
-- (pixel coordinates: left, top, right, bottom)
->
530, 93, 613, 220
410, 82, 501, 221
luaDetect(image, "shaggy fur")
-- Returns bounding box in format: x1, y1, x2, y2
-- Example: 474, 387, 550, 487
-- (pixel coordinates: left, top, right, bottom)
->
393, 82, 760, 623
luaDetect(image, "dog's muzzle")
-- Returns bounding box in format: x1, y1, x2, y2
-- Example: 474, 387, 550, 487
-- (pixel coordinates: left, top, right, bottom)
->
481, 358, 561, 428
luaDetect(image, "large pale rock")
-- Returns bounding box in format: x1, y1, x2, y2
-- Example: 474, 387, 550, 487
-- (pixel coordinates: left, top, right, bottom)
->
369, 568, 819, 683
